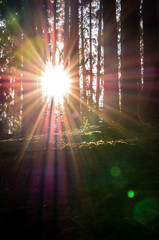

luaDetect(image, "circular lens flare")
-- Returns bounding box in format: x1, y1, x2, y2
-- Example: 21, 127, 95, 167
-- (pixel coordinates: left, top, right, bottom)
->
128, 190, 135, 198
41, 63, 70, 103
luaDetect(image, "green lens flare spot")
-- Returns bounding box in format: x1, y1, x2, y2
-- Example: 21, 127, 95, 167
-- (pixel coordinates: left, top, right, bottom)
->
128, 190, 135, 198
134, 199, 159, 224
89, 132, 92, 135
111, 166, 121, 177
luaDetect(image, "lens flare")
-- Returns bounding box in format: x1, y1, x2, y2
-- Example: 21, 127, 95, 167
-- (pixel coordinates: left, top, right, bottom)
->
134, 199, 158, 224
111, 166, 121, 177
128, 190, 135, 198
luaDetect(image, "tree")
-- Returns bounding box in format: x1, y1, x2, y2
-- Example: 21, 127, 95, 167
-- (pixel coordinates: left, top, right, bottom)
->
96, 0, 102, 109
69, 0, 80, 120
79, 0, 87, 118
21, 0, 43, 135
103, 0, 119, 123
0, 0, 22, 137
52, 0, 57, 66
64, 0, 70, 70
89, 0, 93, 101
142, 0, 159, 122
120, 0, 140, 124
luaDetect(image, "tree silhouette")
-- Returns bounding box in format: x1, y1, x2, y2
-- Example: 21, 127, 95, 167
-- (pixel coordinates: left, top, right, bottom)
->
120, 0, 140, 124
142, 0, 159, 122
70, 0, 80, 118
63, 0, 70, 70
103, 0, 119, 123
96, 0, 102, 110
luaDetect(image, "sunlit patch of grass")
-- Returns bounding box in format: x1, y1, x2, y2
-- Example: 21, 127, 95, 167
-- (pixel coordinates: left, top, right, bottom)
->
84, 130, 102, 136
0, 127, 157, 152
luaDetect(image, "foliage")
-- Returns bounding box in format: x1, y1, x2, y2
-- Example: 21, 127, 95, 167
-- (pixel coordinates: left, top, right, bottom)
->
0, 124, 159, 239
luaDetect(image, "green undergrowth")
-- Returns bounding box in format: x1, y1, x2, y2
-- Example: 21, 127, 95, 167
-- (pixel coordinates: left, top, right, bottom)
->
0, 122, 159, 153
0, 123, 159, 239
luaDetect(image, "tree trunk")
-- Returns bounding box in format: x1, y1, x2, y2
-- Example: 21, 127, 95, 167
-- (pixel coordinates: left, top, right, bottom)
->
103, 0, 119, 123
120, 0, 140, 124
22, 0, 41, 135
142, 0, 159, 122
53, 0, 57, 66
70, 0, 80, 123
81, 3, 86, 101
96, 0, 102, 109
89, 0, 93, 102
80, 2, 87, 120
64, 0, 70, 70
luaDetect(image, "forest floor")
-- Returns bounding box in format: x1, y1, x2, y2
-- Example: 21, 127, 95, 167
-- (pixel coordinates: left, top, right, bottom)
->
0, 122, 159, 239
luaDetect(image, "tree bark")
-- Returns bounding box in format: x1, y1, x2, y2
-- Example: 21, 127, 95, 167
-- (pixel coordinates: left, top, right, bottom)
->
81, 3, 86, 101
53, 0, 57, 66
96, 0, 102, 109
70, 0, 80, 122
64, 0, 70, 70
89, 0, 93, 102
103, 0, 119, 123
22, 0, 42, 135
120, 0, 141, 124
80, 2, 87, 120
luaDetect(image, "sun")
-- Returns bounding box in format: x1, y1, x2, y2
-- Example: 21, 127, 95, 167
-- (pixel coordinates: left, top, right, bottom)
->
41, 63, 70, 103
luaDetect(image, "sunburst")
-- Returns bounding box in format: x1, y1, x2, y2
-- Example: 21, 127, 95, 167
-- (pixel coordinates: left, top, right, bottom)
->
41, 63, 70, 104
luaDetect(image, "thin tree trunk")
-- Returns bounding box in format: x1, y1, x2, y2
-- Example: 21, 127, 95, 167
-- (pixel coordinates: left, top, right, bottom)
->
80, 1, 87, 121
53, 0, 57, 66
44, 0, 51, 59
89, 0, 93, 102
120, 0, 140, 124
81, 3, 86, 100
64, 0, 70, 70
22, 0, 30, 136
70, 0, 80, 122
103, 0, 119, 123
96, 0, 102, 109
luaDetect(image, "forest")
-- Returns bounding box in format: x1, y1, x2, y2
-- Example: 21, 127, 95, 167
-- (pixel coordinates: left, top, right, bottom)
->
0, 0, 159, 239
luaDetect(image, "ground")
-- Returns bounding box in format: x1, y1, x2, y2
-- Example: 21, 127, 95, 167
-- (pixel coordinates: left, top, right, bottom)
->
0, 122, 159, 239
